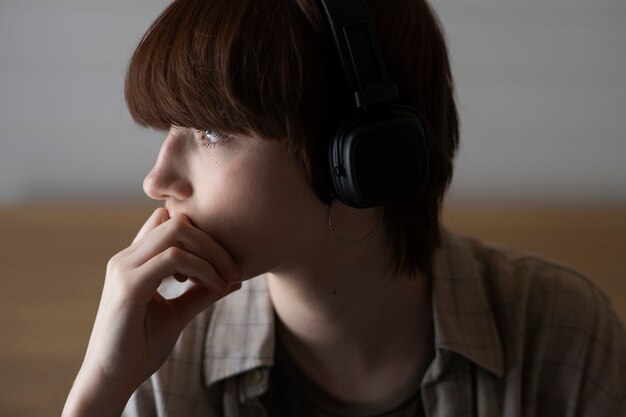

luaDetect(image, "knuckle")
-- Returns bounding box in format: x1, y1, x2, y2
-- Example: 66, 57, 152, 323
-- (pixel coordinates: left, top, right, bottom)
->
106, 255, 118, 271
163, 246, 184, 263
106, 252, 124, 273
107, 257, 131, 279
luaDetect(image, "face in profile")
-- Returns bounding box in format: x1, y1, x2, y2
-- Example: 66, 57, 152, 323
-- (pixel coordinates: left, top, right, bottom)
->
143, 126, 330, 281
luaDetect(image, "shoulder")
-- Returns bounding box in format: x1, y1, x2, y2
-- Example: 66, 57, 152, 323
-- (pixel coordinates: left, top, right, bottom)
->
464, 234, 621, 340
438, 230, 616, 337
453, 232, 626, 413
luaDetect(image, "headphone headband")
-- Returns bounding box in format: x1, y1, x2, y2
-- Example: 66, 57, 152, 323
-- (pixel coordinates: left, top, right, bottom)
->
318, 0, 430, 208
317, 0, 399, 108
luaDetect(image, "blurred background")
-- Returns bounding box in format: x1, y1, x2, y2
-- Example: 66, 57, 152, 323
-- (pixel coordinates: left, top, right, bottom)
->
1, 0, 624, 416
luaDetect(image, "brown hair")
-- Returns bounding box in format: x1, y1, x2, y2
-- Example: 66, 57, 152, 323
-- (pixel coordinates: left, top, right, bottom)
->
125, 0, 459, 280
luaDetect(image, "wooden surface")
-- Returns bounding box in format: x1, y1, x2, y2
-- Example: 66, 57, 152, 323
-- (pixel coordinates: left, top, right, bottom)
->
0, 203, 624, 416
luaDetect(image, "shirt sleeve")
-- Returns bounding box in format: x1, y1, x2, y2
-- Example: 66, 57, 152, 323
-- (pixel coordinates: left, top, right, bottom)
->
572, 281, 626, 416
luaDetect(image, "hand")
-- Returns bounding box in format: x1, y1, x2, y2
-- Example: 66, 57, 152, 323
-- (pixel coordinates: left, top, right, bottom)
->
63, 208, 243, 416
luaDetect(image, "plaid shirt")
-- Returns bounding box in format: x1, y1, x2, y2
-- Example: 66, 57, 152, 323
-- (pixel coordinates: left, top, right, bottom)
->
122, 228, 625, 416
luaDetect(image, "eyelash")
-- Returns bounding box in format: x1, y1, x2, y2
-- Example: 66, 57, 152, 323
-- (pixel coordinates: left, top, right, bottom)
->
195, 129, 228, 149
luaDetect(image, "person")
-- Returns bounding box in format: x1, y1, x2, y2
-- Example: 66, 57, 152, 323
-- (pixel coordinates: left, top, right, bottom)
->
62, 0, 625, 416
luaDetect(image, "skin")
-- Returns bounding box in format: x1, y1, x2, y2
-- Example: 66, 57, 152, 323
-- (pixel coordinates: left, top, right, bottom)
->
63, 126, 433, 415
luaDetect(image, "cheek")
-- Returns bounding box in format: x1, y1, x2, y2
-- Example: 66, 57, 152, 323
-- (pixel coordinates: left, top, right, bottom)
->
195, 155, 325, 275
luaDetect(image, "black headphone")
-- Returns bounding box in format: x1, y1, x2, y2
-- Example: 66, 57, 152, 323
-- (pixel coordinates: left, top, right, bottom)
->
319, 0, 430, 208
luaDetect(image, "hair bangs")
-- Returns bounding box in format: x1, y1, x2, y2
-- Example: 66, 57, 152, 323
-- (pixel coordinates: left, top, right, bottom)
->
125, 0, 326, 143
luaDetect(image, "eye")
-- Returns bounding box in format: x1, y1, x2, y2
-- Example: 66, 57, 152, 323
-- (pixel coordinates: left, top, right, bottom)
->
195, 129, 229, 149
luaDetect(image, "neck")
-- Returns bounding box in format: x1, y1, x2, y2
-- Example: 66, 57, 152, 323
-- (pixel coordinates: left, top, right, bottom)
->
265, 224, 433, 406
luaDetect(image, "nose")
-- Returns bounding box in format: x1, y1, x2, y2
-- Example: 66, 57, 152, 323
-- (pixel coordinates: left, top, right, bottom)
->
143, 132, 193, 201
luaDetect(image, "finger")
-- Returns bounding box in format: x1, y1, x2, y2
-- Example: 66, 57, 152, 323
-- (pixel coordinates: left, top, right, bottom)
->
170, 282, 243, 326
136, 247, 229, 296
129, 215, 242, 283
132, 207, 170, 245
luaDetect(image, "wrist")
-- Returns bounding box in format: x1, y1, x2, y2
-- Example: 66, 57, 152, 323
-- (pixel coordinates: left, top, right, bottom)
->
63, 369, 133, 417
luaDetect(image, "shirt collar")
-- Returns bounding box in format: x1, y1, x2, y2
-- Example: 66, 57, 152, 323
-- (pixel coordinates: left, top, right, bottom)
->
203, 275, 275, 387
203, 227, 505, 388
429, 227, 505, 377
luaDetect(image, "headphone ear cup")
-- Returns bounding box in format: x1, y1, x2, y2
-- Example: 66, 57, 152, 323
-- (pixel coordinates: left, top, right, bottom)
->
327, 105, 429, 208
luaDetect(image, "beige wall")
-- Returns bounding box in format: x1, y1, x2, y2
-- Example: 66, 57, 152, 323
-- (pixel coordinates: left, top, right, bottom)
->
0, 0, 625, 203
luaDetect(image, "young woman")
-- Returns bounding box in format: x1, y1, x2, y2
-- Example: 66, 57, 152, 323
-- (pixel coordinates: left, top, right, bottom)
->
63, 0, 624, 416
